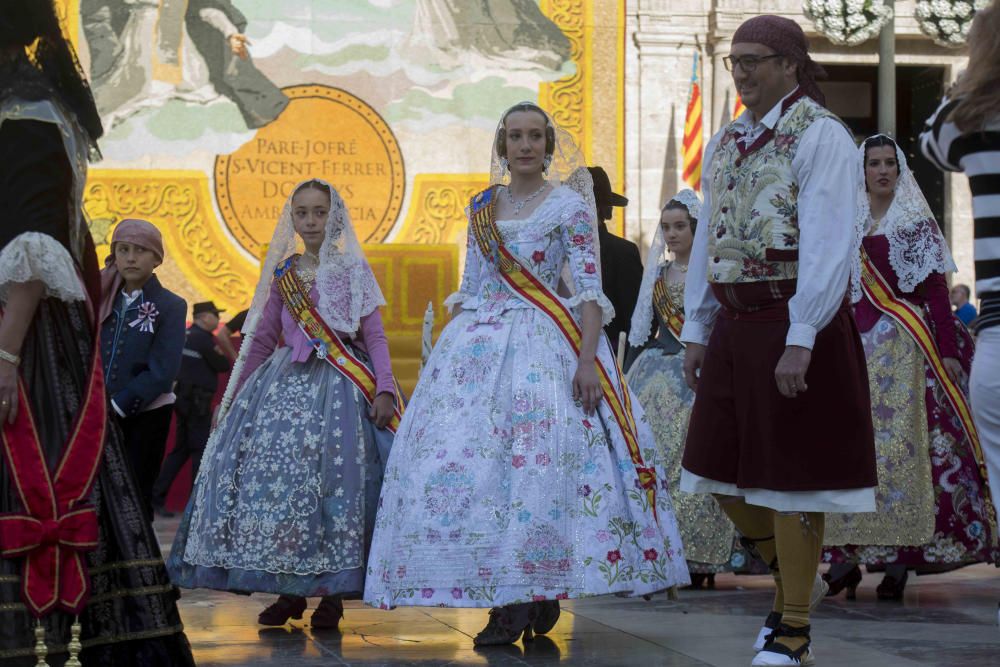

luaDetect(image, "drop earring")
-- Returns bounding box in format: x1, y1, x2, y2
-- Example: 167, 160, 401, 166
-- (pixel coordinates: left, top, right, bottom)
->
542, 154, 553, 175
499, 156, 510, 178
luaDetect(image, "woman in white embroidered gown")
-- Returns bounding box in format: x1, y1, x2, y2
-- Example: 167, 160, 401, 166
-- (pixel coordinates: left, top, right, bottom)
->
364, 102, 689, 645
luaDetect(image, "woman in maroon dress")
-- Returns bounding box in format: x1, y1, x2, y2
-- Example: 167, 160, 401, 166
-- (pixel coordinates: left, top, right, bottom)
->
823, 134, 999, 599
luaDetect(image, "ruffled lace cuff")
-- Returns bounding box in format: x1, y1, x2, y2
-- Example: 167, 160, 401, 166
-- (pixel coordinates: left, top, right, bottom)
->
443, 290, 476, 309
565, 289, 615, 326
0, 232, 85, 303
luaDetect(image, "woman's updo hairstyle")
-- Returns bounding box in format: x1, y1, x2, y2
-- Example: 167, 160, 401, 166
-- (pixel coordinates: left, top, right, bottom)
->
663, 199, 697, 234
495, 102, 556, 159
862, 134, 901, 176
293, 179, 332, 198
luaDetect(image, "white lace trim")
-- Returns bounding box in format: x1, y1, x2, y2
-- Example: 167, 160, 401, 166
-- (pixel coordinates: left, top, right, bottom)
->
496, 185, 582, 242
565, 289, 615, 326
884, 216, 956, 293
630, 260, 667, 348
443, 290, 475, 308
0, 232, 85, 302
851, 136, 957, 302
315, 191, 387, 335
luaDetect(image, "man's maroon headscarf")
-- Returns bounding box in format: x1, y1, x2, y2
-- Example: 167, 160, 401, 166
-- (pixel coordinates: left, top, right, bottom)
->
732, 15, 828, 107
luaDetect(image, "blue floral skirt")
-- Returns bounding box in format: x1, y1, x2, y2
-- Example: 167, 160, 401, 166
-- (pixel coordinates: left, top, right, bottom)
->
167, 346, 394, 598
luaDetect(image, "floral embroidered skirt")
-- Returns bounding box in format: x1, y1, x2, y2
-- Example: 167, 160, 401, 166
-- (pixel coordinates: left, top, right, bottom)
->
627, 347, 742, 573
167, 345, 394, 598
363, 308, 690, 609
824, 313, 999, 567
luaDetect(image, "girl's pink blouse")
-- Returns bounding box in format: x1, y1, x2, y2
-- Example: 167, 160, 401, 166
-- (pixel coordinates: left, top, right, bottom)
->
238, 279, 395, 395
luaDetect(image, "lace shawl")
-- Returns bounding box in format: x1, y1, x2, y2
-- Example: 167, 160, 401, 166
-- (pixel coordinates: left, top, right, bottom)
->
851, 135, 956, 302
629, 189, 702, 347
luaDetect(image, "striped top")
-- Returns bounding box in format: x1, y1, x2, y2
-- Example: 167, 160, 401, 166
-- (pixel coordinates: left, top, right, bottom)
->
920, 96, 1000, 332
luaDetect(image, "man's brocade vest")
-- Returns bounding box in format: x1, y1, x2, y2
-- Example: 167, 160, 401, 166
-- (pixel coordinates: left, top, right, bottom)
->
706, 96, 840, 284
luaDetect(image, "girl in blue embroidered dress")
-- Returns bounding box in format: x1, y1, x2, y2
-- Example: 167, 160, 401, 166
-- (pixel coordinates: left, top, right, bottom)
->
168, 180, 397, 630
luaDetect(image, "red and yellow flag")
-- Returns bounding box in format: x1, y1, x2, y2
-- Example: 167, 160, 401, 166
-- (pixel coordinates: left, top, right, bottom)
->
681, 52, 703, 192
733, 94, 746, 120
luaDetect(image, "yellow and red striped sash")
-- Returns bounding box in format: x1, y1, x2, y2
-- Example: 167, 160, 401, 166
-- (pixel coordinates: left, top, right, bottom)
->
275, 259, 404, 433
468, 187, 659, 517
652, 277, 684, 345
860, 249, 996, 532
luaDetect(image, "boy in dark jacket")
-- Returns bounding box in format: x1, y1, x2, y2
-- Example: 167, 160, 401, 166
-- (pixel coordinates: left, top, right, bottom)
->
99, 219, 186, 520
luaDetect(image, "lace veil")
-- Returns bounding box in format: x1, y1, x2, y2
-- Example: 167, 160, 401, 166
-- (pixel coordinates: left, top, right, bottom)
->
628, 189, 701, 347
850, 134, 957, 302
486, 100, 601, 284
219, 179, 385, 416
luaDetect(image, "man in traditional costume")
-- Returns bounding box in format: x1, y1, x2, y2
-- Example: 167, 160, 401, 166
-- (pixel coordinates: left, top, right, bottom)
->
679, 15, 877, 667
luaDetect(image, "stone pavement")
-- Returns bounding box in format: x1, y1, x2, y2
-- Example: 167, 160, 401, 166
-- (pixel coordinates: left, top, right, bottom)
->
157, 518, 1000, 666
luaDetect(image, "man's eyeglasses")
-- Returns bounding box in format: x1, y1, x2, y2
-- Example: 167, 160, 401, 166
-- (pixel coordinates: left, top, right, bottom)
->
723, 54, 783, 73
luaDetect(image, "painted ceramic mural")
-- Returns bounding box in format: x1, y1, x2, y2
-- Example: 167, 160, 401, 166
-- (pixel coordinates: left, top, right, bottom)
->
60, 1, 625, 372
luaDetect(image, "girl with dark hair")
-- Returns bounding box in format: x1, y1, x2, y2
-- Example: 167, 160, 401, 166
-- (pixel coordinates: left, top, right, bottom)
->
0, 2, 195, 664
168, 179, 400, 631
823, 134, 999, 600
626, 191, 743, 585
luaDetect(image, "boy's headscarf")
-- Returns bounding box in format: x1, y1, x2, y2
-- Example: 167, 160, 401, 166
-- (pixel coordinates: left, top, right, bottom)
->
98, 219, 164, 323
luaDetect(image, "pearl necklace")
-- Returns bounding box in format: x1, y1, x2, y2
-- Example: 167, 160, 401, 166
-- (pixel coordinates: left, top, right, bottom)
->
505, 183, 549, 215
673, 262, 689, 273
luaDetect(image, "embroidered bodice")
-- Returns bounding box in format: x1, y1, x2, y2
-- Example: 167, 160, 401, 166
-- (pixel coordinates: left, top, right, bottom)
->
662, 268, 686, 316
854, 234, 958, 359
238, 257, 396, 396
447, 185, 614, 325
706, 96, 839, 284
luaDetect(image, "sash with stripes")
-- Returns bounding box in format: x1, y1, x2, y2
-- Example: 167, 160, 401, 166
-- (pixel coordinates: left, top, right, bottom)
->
652, 275, 684, 345
468, 186, 659, 518
860, 249, 997, 532
275, 258, 404, 433
0, 311, 105, 617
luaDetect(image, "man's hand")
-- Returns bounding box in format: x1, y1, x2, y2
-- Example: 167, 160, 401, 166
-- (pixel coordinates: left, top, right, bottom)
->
683, 343, 706, 391
229, 34, 250, 59
775, 345, 812, 398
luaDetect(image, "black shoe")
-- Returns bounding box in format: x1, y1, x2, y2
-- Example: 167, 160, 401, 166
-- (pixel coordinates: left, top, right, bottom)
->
822, 564, 862, 600
876, 570, 908, 600
473, 604, 537, 646
311, 596, 344, 630
532, 600, 560, 634
258, 595, 307, 626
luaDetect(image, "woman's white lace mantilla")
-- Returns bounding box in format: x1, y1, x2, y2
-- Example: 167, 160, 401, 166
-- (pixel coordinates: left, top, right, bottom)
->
851, 135, 956, 302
